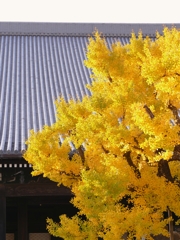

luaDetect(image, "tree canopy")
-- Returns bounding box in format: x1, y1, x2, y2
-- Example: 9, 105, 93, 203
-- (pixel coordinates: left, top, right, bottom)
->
24, 27, 180, 239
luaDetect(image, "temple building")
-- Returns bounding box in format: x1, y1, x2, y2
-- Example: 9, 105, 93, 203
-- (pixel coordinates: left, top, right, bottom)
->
0, 22, 178, 240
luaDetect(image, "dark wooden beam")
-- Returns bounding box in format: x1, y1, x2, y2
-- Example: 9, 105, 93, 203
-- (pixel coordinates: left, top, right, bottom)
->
5, 183, 73, 197
17, 198, 28, 240
0, 184, 6, 240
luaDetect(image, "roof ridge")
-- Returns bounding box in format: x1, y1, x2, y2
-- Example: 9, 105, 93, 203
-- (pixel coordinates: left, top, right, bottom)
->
0, 22, 179, 36
0, 32, 134, 37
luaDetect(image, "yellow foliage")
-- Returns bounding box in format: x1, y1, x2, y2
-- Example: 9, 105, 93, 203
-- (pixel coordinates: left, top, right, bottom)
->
24, 27, 180, 239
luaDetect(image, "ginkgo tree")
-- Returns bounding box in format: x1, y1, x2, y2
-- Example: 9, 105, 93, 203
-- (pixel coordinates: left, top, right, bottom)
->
24, 27, 180, 240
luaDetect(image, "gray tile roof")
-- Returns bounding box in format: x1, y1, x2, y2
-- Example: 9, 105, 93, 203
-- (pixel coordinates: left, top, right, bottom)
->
0, 22, 179, 158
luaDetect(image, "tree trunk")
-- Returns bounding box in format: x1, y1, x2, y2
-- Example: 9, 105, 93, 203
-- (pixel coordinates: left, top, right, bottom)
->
157, 161, 174, 240
168, 208, 174, 240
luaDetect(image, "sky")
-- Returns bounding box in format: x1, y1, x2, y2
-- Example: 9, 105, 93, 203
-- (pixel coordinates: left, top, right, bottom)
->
0, 0, 180, 23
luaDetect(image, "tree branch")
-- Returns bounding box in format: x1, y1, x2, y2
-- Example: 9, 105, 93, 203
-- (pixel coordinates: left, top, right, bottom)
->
77, 145, 86, 164
144, 105, 155, 119
157, 159, 174, 182
168, 103, 180, 125
124, 151, 141, 178
101, 145, 109, 154
169, 144, 180, 161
